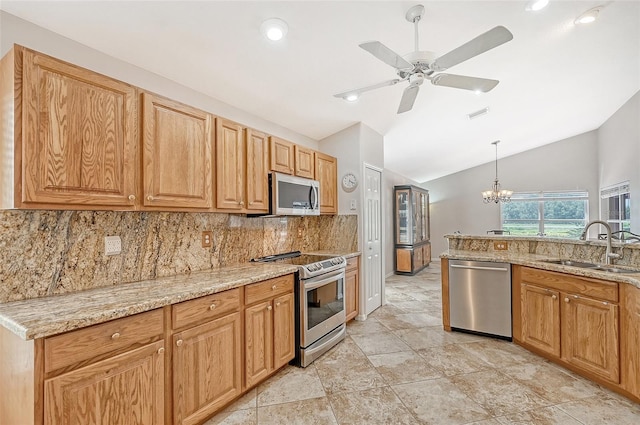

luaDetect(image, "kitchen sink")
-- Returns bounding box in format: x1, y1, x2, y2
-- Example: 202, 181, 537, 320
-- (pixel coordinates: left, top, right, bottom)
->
591, 266, 640, 274
541, 259, 598, 268
541, 259, 640, 273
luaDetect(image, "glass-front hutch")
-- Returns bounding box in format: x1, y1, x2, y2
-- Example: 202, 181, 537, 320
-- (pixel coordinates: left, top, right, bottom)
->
394, 185, 431, 275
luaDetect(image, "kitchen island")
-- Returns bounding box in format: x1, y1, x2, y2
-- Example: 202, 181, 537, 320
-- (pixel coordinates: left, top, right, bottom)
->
441, 234, 640, 405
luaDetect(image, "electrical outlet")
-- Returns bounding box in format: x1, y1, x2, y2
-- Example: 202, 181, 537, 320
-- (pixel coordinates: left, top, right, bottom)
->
104, 236, 121, 255
202, 231, 213, 248
297, 228, 303, 237
494, 241, 508, 251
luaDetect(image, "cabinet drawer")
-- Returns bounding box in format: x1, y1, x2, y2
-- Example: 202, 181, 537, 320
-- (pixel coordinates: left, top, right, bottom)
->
44, 309, 163, 374
523, 267, 618, 303
245, 274, 294, 305
172, 288, 241, 330
346, 257, 358, 271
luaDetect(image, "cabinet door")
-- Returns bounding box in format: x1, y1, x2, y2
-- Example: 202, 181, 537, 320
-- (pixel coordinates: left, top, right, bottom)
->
269, 137, 294, 174
395, 189, 412, 245
142, 93, 212, 209
294, 145, 315, 178
173, 312, 242, 425
422, 243, 431, 267
22, 48, 137, 207
314, 152, 337, 214
521, 284, 561, 357
273, 292, 295, 370
396, 248, 412, 273
621, 284, 640, 397
245, 300, 273, 388
245, 129, 269, 212
561, 294, 620, 383
216, 118, 245, 210
414, 246, 423, 272
44, 341, 164, 425
345, 267, 359, 322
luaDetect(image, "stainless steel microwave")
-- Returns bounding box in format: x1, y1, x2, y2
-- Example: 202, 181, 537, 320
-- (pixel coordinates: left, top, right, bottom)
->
270, 172, 320, 216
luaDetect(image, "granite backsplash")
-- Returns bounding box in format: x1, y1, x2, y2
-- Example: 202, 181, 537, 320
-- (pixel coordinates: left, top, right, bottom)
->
0, 210, 357, 303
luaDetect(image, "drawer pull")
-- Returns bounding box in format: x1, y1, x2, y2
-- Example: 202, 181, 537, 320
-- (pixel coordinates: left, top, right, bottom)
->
176, 339, 183, 347
209, 303, 217, 310
564, 297, 570, 303
272, 285, 277, 290
276, 302, 281, 307
267, 305, 273, 311
551, 294, 557, 300
158, 347, 165, 354
128, 194, 136, 201
111, 332, 120, 340
147, 195, 154, 201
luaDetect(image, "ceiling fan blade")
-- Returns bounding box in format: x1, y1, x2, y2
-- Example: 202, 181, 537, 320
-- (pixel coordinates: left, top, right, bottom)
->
431, 73, 499, 92
397, 84, 420, 114
359, 41, 414, 70
334, 79, 401, 99
431, 26, 513, 72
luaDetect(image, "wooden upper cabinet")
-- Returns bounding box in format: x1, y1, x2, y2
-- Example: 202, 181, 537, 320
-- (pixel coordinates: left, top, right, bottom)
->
314, 152, 338, 214
294, 145, 315, 178
245, 129, 269, 212
215, 118, 245, 210
20, 47, 137, 208
142, 93, 213, 209
269, 136, 294, 175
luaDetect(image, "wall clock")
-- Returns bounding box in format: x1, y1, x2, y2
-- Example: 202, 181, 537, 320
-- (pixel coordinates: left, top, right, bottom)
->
341, 172, 358, 192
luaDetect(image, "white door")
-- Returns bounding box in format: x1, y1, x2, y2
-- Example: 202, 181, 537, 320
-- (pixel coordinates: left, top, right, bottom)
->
364, 165, 383, 315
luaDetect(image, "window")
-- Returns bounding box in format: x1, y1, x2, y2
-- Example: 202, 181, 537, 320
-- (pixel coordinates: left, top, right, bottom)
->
600, 182, 630, 233
501, 191, 589, 238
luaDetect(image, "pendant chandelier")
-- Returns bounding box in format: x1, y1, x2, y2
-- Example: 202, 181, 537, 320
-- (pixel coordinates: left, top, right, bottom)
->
482, 140, 513, 204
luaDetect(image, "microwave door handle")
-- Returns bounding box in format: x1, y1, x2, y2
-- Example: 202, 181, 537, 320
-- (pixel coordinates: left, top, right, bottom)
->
310, 185, 318, 210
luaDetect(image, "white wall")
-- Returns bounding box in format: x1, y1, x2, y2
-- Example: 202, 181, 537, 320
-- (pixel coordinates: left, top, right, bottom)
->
0, 11, 317, 149
424, 132, 599, 257
598, 92, 640, 233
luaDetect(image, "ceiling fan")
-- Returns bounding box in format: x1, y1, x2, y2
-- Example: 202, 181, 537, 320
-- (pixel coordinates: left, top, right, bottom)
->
334, 4, 514, 114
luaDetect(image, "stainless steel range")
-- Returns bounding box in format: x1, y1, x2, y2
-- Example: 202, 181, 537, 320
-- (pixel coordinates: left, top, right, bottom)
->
251, 251, 346, 367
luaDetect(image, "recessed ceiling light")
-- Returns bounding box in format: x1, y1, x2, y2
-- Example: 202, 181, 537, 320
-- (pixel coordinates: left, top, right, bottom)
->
261, 18, 288, 41
574, 6, 602, 25
525, 0, 549, 12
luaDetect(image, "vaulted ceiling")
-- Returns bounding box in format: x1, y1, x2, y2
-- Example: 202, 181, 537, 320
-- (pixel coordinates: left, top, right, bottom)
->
2, 1, 638, 182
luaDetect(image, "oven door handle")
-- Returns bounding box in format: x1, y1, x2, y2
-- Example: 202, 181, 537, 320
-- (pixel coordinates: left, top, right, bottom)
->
304, 269, 345, 290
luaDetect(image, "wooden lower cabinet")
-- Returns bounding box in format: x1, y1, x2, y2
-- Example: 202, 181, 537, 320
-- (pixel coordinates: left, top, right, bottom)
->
172, 312, 242, 425
621, 284, 640, 397
521, 283, 561, 357
561, 293, 619, 383
0, 274, 298, 425
244, 275, 295, 389
44, 340, 165, 425
345, 256, 360, 322
515, 266, 621, 386
395, 242, 430, 275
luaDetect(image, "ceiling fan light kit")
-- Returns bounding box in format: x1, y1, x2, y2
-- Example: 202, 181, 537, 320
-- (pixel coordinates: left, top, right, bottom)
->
334, 4, 514, 114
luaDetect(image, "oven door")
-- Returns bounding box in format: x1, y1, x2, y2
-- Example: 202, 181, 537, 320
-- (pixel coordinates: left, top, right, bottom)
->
300, 269, 346, 348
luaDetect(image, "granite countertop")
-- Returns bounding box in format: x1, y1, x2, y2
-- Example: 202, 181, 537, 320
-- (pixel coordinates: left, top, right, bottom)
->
441, 249, 640, 289
306, 250, 361, 259
0, 262, 298, 341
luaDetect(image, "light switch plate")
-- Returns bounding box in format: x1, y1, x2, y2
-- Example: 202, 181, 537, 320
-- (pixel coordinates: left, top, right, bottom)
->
105, 236, 121, 255
350, 199, 356, 210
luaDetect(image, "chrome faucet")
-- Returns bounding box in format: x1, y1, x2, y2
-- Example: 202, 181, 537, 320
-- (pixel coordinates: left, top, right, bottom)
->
580, 220, 621, 265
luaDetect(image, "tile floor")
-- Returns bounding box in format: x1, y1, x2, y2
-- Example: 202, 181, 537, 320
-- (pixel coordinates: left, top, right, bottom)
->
206, 262, 640, 425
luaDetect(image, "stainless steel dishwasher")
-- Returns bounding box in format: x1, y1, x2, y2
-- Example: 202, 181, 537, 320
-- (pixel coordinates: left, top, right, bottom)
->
448, 259, 512, 339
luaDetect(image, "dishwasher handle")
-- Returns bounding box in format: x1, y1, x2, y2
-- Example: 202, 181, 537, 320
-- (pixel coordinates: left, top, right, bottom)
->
450, 264, 509, 272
